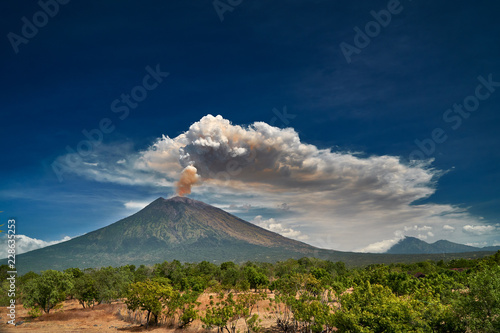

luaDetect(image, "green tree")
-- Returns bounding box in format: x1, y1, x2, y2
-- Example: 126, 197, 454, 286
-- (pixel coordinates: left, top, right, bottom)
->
269, 273, 322, 332
0, 264, 12, 306
275, 259, 300, 278
22, 270, 73, 314
72, 272, 99, 309
165, 289, 200, 328
197, 260, 220, 279
455, 264, 500, 332
236, 291, 267, 333
201, 292, 240, 333
134, 264, 152, 282
18, 271, 39, 284
285, 274, 328, 333
93, 266, 132, 304
331, 280, 451, 332
333, 261, 348, 276
221, 261, 237, 271
244, 266, 268, 291
125, 278, 172, 328
64, 267, 84, 279
221, 267, 240, 290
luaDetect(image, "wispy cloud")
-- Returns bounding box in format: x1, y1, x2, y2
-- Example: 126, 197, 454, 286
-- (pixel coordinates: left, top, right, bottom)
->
443, 224, 455, 231
124, 201, 150, 210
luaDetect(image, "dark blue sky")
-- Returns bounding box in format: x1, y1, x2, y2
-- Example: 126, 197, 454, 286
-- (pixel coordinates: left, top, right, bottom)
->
1, 0, 499, 252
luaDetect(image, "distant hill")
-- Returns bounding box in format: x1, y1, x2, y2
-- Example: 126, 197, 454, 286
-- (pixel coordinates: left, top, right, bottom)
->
4, 197, 498, 274
386, 236, 500, 254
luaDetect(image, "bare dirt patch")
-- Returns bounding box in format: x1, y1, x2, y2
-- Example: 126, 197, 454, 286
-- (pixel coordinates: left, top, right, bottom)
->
0, 299, 143, 332
0, 292, 278, 333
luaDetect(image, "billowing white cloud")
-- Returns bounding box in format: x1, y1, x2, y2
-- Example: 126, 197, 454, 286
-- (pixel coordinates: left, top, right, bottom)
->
52, 114, 498, 251
463, 225, 496, 235
252, 215, 309, 241
0, 235, 71, 259
465, 241, 488, 247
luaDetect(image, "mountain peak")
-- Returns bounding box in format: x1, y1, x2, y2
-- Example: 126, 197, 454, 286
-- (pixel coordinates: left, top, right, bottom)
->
166, 196, 198, 203
150, 196, 210, 209
386, 236, 500, 254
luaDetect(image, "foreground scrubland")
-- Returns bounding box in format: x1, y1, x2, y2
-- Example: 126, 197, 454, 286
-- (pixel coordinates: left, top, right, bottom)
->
1, 251, 500, 332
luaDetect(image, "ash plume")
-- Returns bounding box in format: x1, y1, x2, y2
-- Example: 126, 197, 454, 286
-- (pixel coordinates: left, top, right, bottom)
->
176, 165, 199, 196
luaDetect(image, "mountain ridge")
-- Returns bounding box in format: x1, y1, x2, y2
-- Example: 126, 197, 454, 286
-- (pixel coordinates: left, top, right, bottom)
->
386, 236, 500, 254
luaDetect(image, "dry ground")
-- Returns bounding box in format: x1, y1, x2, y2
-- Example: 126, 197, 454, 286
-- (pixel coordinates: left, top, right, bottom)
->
0, 293, 276, 333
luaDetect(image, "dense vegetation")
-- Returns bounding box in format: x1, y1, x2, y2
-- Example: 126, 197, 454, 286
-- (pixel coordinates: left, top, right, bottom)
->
1, 251, 500, 332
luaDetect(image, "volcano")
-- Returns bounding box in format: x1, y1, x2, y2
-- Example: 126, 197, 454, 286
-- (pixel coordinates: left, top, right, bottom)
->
9, 197, 497, 274
12, 196, 318, 273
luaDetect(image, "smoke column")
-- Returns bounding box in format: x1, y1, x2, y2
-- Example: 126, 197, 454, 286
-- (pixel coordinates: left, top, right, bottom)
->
176, 165, 199, 196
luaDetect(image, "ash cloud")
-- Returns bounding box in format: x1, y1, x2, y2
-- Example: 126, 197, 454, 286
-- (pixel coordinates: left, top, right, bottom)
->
175, 115, 436, 208
54, 114, 497, 250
